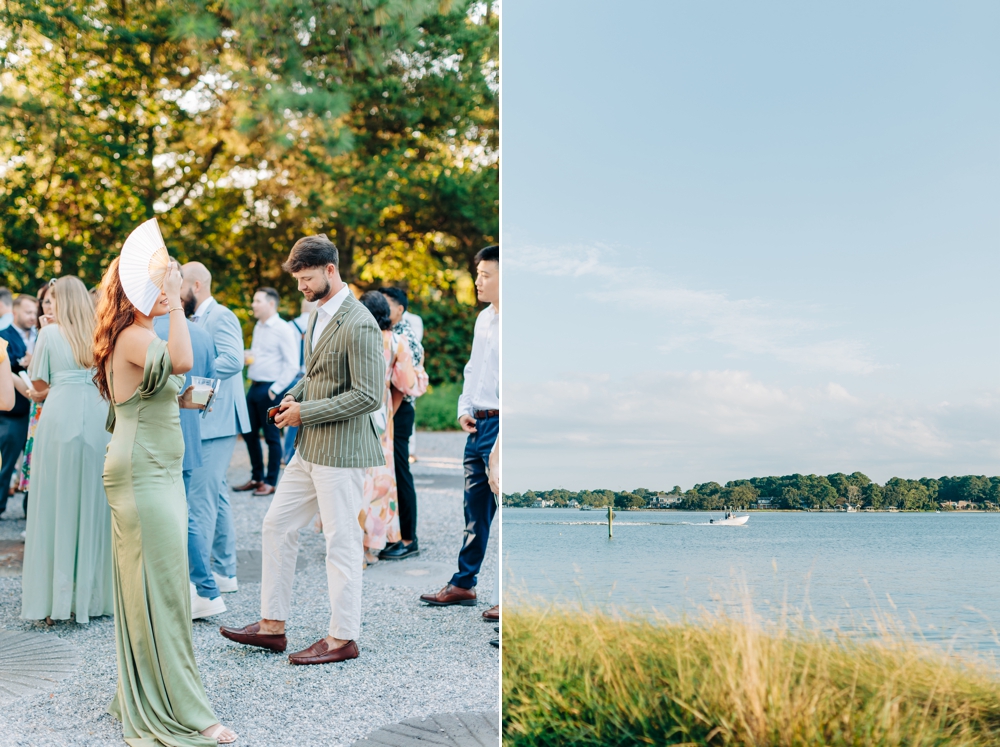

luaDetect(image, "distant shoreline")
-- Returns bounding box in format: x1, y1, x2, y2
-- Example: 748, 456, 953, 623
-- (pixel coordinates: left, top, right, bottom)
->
505, 506, 999, 514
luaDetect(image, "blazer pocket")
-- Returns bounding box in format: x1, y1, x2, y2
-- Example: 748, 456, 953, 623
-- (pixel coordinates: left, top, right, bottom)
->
312, 351, 348, 397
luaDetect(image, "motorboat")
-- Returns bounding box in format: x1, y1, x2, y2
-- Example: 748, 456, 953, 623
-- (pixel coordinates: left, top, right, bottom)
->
580, 506, 595, 511
709, 509, 749, 526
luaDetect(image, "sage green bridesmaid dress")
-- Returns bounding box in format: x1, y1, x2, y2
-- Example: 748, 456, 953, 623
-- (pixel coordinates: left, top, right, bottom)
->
21, 324, 113, 624
103, 338, 218, 747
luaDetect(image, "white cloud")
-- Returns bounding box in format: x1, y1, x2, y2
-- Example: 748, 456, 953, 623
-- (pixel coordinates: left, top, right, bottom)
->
508, 243, 881, 374
503, 370, 1000, 491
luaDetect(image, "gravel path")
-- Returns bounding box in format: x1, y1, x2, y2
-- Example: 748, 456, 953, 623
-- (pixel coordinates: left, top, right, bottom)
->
0, 431, 498, 746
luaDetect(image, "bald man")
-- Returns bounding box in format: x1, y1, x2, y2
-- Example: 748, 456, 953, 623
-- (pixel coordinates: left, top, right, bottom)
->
180, 263, 251, 611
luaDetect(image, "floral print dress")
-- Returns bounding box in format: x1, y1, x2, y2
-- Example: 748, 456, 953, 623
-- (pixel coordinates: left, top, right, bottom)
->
360, 330, 419, 552
18, 401, 41, 492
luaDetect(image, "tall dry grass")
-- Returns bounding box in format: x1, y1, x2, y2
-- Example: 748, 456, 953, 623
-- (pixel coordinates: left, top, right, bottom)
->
503, 603, 1000, 746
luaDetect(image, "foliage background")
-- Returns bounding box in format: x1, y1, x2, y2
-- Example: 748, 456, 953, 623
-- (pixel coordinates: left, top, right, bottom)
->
0, 0, 497, 383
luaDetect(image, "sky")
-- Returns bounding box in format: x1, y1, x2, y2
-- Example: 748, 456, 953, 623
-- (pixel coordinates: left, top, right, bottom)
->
502, 1, 1000, 493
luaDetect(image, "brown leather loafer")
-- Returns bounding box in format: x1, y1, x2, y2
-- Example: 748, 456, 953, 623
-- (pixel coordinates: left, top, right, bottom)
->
233, 480, 262, 492
253, 483, 276, 496
220, 623, 287, 652
419, 583, 477, 606
482, 605, 500, 622
288, 639, 359, 665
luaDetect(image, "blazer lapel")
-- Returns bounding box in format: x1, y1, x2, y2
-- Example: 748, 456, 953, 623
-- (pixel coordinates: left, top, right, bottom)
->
305, 302, 350, 372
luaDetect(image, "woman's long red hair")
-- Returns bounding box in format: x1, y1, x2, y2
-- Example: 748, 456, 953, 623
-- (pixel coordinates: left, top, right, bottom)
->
92, 257, 136, 402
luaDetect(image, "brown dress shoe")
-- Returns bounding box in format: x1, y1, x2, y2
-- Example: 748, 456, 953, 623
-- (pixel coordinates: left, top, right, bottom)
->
419, 583, 477, 606
233, 480, 262, 492
253, 483, 276, 496
288, 639, 359, 665
482, 605, 500, 622
219, 622, 287, 652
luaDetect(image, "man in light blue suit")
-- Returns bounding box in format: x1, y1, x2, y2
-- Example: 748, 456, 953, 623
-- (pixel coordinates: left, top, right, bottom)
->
181, 262, 251, 613
153, 311, 222, 619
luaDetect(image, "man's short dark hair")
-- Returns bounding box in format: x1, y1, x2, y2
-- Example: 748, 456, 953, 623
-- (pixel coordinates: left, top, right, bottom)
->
282, 234, 339, 273
0, 288, 13, 308
379, 287, 408, 311
257, 287, 280, 307
359, 291, 392, 331
12, 294, 36, 310
474, 245, 499, 265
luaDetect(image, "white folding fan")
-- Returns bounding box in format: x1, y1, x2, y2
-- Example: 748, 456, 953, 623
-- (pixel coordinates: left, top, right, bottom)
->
119, 218, 170, 315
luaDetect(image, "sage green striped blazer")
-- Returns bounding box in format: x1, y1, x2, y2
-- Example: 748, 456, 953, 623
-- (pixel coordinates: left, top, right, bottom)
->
287, 292, 386, 468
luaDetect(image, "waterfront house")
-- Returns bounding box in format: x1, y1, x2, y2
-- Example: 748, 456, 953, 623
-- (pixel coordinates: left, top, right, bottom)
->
649, 493, 681, 508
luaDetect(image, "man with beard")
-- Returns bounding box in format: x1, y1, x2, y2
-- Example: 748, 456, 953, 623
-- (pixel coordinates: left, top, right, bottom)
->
179, 262, 250, 609
221, 234, 385, 665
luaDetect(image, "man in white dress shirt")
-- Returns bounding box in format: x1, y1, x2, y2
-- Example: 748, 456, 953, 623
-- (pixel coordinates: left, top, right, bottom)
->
234, 287, 300, 497
420, 245, 499, 609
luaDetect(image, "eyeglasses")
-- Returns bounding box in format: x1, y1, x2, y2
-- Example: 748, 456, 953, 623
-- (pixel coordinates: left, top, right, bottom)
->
47, 278, 57, 287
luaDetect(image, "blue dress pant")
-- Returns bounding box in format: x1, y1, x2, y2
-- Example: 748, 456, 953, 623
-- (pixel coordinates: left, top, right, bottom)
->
185, 435, 237, 598
393, 400, 417, 541
449, 414, 499, 590
0, 413, 28, 514
280, 374, 303, 465
245, 381, 283, 486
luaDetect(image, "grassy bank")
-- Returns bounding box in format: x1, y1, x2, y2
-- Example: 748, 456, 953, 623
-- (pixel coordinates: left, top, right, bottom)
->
414, 382, 462, 431
504, 606, 1000, 746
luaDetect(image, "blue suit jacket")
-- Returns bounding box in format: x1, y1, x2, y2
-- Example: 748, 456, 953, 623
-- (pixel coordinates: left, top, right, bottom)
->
154, 316, 216, 471
195, 298, 250, 439
0, 325, 31, 417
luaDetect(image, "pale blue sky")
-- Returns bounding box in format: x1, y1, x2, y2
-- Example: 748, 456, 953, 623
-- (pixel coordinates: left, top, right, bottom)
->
503, 1, 1000, 492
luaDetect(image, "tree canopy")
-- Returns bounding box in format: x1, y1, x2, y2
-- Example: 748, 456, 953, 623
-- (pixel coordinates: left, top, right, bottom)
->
0, 0, 498, 319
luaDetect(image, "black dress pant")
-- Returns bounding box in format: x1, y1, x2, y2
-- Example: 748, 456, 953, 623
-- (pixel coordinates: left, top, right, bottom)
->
245, 381, 283, 486
393, 400, 417, 541
0, 413, 29, 514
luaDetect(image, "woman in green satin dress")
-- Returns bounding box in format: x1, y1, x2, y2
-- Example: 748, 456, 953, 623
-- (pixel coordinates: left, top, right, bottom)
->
93, 257, 237, 746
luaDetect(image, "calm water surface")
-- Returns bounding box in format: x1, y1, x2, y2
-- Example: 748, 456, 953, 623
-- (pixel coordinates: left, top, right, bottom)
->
504, 509, 1000, 652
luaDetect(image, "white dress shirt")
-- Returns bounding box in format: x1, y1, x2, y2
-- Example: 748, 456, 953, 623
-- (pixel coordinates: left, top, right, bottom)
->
457, 304, 499, 418
289, 312, 310, 374
247, 313, 300, 396
311, 284, 352, 350
191, 297, 213, 323
402, 311, 424, 343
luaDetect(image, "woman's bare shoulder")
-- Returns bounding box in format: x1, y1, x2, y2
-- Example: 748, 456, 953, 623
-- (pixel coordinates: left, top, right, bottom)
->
117, 325, 158, 364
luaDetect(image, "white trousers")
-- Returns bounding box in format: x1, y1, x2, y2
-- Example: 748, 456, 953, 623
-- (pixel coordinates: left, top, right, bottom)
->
260, 454, 365, 640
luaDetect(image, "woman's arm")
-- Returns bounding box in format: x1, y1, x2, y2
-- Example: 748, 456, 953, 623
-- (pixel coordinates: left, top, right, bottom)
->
163, 262, 193, 374
12, 374, 29, 398
0, 356, 15, 411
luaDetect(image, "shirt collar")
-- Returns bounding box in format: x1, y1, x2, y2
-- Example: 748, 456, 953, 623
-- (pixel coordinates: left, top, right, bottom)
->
194, 297, 214, 319
259, 313, 281, 328
316, 284, 351, 318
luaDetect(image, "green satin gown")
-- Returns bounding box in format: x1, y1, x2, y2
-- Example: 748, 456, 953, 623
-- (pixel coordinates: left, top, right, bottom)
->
103, 339, 218, 747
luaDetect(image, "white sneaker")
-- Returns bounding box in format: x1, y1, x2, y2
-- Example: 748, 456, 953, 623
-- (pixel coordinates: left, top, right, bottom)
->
190, 583, 227, 619
213, 572, 238, 593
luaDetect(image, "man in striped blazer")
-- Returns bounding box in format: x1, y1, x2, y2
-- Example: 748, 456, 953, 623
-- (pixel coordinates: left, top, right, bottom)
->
220, 234, 386, 665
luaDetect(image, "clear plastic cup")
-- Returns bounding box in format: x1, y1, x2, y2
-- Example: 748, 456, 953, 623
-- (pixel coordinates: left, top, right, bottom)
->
191, 376, 214, 405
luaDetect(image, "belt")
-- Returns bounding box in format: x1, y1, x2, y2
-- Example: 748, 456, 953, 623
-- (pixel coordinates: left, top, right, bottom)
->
51, 369, 95, 386
474, 409, 499, 419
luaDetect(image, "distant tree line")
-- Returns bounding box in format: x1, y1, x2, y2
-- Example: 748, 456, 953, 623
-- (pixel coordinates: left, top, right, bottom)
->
503, 473, 1000, 511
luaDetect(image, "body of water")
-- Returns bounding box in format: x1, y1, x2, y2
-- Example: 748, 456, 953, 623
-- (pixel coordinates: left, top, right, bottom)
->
504, 508, 1000, 652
